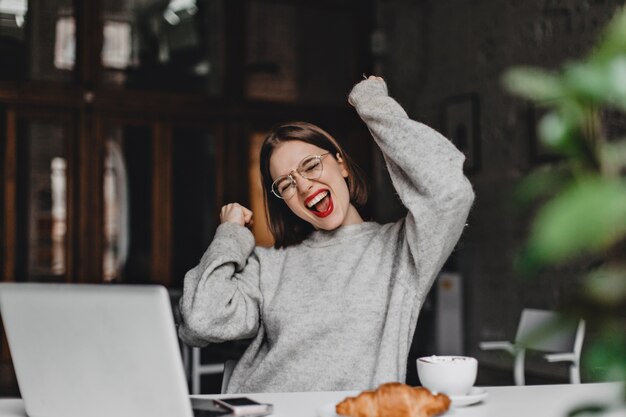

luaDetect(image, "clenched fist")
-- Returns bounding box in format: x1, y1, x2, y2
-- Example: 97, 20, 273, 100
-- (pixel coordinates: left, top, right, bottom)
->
220, 203, 254, 227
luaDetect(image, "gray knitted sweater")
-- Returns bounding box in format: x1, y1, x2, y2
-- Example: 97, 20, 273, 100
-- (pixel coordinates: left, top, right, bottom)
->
179, 79, 475, 393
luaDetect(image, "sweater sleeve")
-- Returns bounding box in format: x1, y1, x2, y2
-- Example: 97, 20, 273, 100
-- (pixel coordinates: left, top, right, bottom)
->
178, 222, 262, 346
349, 79, 475, 294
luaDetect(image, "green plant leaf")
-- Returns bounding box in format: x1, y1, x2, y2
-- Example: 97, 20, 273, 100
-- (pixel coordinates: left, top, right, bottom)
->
585, 326, 626, 382
538, 111, 573, 151
592, 6, 626, 63
584, 267, 626, 305
608, 56, 626, 110
503, 67, 565, 102
525, 177, 626, 265
537, 107, 588, 158
514, 166, 572, 204
564, 62, 612, 102
567, 404, 609, 417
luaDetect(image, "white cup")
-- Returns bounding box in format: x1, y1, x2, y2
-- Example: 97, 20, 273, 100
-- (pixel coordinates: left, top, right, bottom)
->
417, 355, 478, 396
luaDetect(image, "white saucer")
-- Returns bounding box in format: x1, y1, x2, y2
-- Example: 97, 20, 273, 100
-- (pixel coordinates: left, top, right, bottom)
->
449, 387, 488, 407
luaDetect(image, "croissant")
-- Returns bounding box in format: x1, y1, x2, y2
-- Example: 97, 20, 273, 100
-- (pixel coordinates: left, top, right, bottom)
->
336, 382, 451, 417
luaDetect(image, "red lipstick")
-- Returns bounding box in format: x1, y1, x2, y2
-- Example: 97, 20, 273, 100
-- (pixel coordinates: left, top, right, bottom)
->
305, 189, 334, 218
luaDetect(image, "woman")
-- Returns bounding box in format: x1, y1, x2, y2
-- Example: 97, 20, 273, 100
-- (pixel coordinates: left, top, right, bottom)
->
178, 76, 474, 393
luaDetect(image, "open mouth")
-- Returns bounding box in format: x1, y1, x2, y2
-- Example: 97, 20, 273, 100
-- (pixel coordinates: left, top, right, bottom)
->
305, 190, 334, 217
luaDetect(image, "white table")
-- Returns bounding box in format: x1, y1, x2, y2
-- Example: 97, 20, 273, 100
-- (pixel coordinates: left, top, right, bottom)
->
0, 382, 624, 417
197, 383, 626, 417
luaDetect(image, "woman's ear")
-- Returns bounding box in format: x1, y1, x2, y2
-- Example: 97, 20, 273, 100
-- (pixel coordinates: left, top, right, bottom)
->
336, 153, 349, 178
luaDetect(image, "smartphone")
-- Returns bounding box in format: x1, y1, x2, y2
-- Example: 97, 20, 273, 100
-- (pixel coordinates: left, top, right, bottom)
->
212, 397, 273, 416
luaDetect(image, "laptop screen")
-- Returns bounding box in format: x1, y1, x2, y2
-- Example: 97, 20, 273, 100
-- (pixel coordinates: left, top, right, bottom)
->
0, 283, 194, 417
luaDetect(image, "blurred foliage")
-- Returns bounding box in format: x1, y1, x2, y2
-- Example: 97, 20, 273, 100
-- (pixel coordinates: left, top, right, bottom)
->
503, 5, 626, 408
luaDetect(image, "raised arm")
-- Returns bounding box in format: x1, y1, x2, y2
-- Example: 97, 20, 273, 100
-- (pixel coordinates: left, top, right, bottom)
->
349, 78, 475, 292
178, 209, 262, 346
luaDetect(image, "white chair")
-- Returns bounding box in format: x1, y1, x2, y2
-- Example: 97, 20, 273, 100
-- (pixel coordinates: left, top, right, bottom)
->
190, 346, 226, 394
169, 290, 228, 394
479, 308, 585, 385
180, 345, 237, 394
169, 290, 240, 394
221, 360, 237, 393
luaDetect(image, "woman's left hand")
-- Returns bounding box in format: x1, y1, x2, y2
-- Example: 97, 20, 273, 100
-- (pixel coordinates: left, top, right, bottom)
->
348, 75, 385, 106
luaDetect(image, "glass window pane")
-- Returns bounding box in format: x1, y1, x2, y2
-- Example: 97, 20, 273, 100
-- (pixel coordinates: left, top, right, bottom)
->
0, 0, 29, 80
0, 0, 76, 82
245, 1, 297, 102
103, 125, 153, 283
15, 119, 68, 281
245, 1, 358, 104
101, 0, 223, 95
171, 127, 217, 287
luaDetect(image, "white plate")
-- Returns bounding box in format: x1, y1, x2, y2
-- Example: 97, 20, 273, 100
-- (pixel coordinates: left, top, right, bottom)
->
449, 387, 488, 407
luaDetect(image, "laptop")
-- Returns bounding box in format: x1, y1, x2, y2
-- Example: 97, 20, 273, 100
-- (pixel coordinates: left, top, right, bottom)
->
0, 283, 238, 417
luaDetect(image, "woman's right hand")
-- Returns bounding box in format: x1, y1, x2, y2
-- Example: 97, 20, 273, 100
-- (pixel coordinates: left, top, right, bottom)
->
220, 203, 254, 227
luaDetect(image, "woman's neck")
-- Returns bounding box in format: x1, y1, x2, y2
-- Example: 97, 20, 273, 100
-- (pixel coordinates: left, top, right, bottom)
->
341, 204, 364, 226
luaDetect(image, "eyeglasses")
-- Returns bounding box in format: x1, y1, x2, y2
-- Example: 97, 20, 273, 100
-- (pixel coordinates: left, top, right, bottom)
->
271, 153, 331, 199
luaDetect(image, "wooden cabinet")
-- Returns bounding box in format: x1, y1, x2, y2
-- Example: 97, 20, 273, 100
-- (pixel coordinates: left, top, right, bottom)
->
0, 0, 372, 394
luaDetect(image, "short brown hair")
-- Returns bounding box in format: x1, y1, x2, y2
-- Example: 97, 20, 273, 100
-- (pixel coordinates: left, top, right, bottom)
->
260, 122, 367, 248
